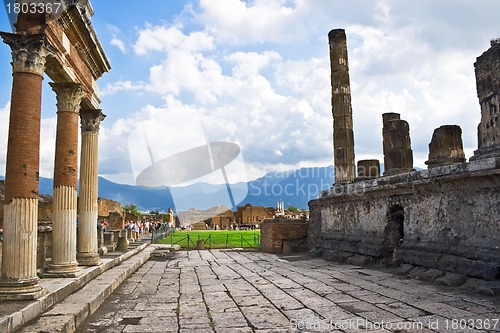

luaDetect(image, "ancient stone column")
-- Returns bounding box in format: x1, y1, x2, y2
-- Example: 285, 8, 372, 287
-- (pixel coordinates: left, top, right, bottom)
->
45, 83, 85, 277
0, 33, 50, 300
77, 109, 105, 266
382, 113, 414, 176
470, 38, 500, 160
425, 125, 466, 168
329, 29, 356, 184
356, 159, 380, 181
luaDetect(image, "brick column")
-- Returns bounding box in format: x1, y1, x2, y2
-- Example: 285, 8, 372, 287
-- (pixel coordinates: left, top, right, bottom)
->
0, 33, 49, 300
45, 83, 85, 277
328, 29, 356, 184
77, 109, 105, 266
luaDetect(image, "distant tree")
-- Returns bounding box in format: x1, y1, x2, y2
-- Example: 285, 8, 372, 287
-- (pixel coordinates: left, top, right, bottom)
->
123, 204, 140, 217
149, 210, 159, 215
288, 205, 299, 212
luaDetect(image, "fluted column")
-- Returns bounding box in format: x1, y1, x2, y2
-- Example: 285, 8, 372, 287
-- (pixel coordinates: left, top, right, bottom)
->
45, 83, 85, 277
77, 109, 105, 266
0, 32, 50, 300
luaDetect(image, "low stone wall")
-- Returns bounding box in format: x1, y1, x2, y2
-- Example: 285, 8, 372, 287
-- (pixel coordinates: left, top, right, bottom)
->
309, 158, 500, 280
261, 219, 308, 253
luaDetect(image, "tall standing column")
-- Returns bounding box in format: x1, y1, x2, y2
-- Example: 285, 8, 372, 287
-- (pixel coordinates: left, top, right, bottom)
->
45, 83, 85, 277
0, 33, 49, 300
470, 38, 500, 160
329, 29, 356, 184
77, 109, 105, 266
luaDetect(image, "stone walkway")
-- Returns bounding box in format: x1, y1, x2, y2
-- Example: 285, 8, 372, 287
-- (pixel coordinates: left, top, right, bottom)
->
77, 250, 499, 333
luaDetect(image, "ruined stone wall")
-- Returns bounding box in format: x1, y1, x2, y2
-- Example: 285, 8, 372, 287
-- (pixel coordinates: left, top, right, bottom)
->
261, 219, 308, 254
97, 198, 124, 229
309, 158, 500, 280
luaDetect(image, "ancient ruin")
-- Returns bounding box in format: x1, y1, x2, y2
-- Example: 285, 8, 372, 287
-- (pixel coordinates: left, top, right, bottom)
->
382, 112, 414, 175
309, 31, 500, 283
329, 29, 356, 184
0, 3, 110, 299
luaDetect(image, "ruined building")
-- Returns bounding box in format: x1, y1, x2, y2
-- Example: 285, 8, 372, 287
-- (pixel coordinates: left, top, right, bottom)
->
0, 3, 110, 300
309, 31, 500, 282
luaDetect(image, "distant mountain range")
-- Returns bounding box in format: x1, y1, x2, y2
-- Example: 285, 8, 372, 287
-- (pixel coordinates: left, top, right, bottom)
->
0, 166, 337, 211
1, 164, 408, 212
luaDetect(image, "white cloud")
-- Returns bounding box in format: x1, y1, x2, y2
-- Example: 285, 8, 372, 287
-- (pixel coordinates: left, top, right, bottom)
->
0, 101, 57, 179
100, 80, 145, 96
93, 0, 500, 184
195, 0, 307, 44
134, 24, 214, 55
107, 24, 127, 54
0, 102, 10, 174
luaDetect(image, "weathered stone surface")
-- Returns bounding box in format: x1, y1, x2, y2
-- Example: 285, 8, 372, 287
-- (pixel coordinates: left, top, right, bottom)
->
393, 264, 414, 276
329, 28, 355, 184
346, 255, 373, 266
418, 269, 446, 282
435, 273, 467, 287
309, 158, 500, 279
426, 125, 466, 168
356, 159, 380, 181
382, 113, 414, 175
471, 39, 500, 160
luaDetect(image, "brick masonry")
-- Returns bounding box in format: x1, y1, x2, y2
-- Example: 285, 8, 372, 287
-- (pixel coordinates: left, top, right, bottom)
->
261, 219, 308, 253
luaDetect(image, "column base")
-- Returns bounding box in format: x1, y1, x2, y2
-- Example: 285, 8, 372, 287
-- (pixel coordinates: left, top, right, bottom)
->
44, 262, 81, 278
383, 168, 416, 176
470, 144, 500, 161
77, 252, 101, 266
0, 279, 46, 301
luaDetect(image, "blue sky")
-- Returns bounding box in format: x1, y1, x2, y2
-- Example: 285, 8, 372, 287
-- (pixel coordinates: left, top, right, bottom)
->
1, 0, 499, 186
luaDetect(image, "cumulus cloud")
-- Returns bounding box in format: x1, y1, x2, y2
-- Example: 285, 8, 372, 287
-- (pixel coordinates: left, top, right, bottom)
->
107, 25, 127, 54
95, 0, 500, 184
0, 101, 57, 179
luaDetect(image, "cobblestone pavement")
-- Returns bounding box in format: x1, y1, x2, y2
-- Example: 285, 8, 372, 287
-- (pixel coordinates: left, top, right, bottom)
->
77, 250, 499, 333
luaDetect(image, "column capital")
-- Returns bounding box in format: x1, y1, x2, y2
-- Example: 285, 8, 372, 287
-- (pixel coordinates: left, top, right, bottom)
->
50, 82, 86, 113
80, 109, 106, 133
0, 32, 52, 76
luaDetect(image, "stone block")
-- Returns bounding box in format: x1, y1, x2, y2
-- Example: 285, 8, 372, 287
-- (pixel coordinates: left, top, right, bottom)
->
103, 232, 114, 246
394, 264, 414, 276
435, 273, 467, 287
347, 255, 373, 266
408, 267, 426, 279
419, 269, 446, 282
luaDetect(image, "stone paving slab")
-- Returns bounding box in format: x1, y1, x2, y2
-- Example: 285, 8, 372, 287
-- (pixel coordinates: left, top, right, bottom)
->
0, 240, 152, 333
73, 250, 499, 333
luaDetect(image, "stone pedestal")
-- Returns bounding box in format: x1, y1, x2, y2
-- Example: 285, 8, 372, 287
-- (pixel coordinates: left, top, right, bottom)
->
356, 159, 380, 181
329, 29, 356, 184
382, 113, 414, 176
77, 109, 105, 265
37, 221, 52, 274
117, 236, 129, 251
471, 39, 500, 161
426, 125, 466, 168
0, 32, 49, 300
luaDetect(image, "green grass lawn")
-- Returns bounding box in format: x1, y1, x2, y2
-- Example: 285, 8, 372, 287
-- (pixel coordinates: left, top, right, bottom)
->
158, 230, 261, 249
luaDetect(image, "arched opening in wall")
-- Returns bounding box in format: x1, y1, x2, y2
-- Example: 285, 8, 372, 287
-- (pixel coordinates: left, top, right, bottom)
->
384, 204, 405, 253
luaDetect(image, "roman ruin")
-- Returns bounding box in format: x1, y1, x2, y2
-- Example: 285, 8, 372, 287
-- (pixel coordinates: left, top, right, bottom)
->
425, 125, 466, 168
382, 112, 414, 175
77, 109, 106, 266
309, 31, 500, 282
329, 29, 356, 184
0, 3, 110, 299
